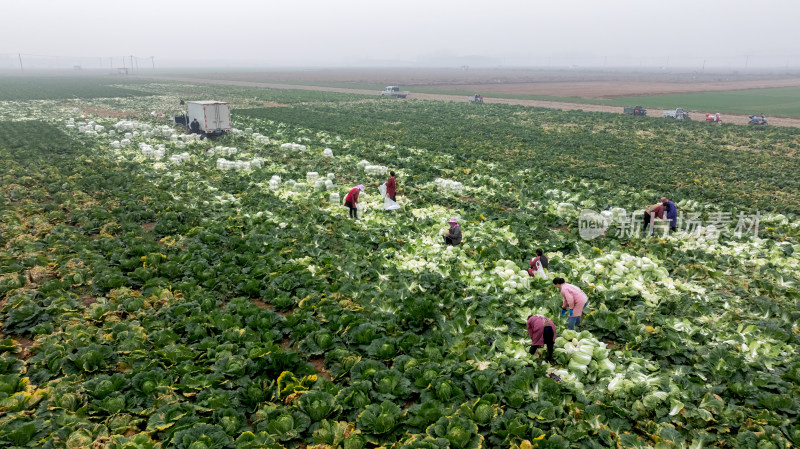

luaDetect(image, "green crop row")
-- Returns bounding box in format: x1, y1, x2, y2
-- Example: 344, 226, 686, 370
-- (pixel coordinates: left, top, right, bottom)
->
0, 76, 154, 101
598, 86, 800, 117
0, 84, 798, 448
239, 100, 800, 214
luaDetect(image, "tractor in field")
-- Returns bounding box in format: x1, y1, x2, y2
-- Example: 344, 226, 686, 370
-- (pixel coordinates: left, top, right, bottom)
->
705, 113, 722, 123
662, 108, 691, 120
748, 114, 768, 125
469, 94, 484, 103
623, 106, 646, 116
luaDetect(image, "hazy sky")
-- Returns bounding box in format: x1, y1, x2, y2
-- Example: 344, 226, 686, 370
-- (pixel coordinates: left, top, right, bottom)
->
3, 0, 799, 68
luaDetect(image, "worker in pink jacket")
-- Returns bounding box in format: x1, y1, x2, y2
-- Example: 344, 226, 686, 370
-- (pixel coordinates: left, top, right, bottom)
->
526, 314, 556, 362
553, 277, 589, 330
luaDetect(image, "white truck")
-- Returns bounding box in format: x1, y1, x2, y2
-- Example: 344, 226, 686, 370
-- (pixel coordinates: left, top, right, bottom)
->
187, 101, 232, 136
380, 86, 409, 98
662, 108, 691, 120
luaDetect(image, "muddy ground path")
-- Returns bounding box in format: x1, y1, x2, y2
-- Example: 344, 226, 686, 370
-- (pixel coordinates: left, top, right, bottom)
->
137, 74, 800, 128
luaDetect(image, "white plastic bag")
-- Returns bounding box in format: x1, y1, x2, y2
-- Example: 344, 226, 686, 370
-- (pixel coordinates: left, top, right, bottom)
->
535, 261, 548, 280
378, 183, 387, 197
384, 197, 401, 211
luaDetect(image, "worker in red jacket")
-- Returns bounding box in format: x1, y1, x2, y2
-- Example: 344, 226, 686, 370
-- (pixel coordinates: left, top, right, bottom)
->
344, 185, 364, 219
527, 248, 549, 278
386, 171, 397, 201
527, 314, 557, 362
643, 202, 665, 235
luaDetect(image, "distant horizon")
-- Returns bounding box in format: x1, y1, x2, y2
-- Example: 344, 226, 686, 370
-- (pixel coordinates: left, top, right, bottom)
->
3, 65, 800, 75
5, 0, 799, 74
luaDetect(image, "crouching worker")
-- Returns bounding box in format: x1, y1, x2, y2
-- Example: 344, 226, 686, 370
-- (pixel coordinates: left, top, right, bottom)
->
527, 248, 548, 278
553, 277, 589, 330
190, 118, 201, 134
527, 314, 556, 362
443, 218, 462, 245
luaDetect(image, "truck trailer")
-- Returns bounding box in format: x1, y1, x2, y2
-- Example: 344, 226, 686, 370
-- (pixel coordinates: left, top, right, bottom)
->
187, 101, 231, 136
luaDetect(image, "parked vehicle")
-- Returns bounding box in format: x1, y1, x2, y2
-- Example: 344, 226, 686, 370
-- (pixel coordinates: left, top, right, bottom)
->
662, 108, 691, 120
469, 94, 484, 103
749, 114, 768, 125
623, 106, 647, 116
185, 101, 231, 136
705, 113, 722, 123
380, 86, 409, 98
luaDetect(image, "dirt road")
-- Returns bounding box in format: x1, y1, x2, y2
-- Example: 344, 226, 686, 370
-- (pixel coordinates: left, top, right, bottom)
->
139, 75, 800, 128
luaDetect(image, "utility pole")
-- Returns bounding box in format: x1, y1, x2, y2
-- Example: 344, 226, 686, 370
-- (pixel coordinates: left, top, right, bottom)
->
702, 59, 706, 71
18, 53, 23, 72
130, 55, 134, 73
151, 56, 155, 70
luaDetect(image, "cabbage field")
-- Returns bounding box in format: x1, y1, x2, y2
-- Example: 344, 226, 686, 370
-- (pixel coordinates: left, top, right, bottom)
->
1, 78, 799, 449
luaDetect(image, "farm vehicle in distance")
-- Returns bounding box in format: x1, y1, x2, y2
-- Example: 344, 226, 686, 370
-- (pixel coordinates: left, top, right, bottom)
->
623, 106, 646, 116
469, 94, 484, 103
705, 113, 722, 123
749, 114, 768, 125
380, 86, 409, 98
173, 101, 231, 138
663, 108, 691, 120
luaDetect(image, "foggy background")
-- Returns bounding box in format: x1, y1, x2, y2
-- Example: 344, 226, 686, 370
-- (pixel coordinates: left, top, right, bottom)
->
2, 0, 798, 71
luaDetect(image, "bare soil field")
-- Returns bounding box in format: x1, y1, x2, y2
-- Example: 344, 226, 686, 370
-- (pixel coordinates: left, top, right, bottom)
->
143, 69, 800, 128
171, 68, 800, 98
